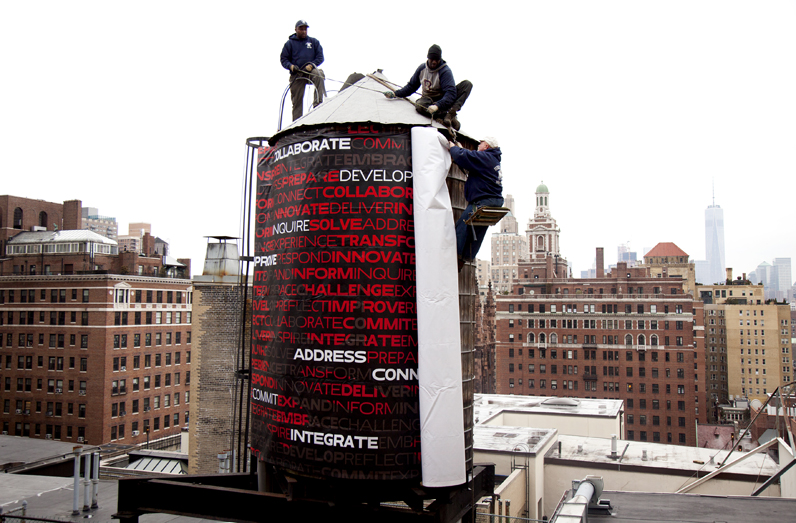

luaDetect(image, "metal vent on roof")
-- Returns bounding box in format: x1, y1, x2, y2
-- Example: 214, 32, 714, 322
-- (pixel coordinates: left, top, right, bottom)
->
542, 397, 580, 407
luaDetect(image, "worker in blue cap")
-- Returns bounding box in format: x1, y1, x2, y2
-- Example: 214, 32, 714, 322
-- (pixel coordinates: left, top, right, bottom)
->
280, 20, 327, 121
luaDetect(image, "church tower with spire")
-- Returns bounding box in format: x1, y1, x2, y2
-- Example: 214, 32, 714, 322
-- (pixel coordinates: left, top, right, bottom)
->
522, 182, 568, 278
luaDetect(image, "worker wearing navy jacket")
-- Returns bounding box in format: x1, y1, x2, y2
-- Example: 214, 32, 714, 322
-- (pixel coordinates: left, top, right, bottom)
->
447, 137, 504, 271
280, 20, 327, 121
385, 45, 472, 130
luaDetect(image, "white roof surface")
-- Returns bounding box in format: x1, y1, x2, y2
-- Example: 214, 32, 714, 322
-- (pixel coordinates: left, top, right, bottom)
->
475, 425, 557, 455
554, 433, 779, 476
8, 229, 117, 245
475, 394, 624, 422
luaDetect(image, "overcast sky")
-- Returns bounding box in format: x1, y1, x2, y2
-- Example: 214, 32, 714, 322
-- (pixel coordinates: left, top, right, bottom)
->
2, 1, 794, 280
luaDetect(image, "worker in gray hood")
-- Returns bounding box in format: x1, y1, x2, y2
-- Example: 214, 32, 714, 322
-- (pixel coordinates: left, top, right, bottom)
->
385, 45, 472, 130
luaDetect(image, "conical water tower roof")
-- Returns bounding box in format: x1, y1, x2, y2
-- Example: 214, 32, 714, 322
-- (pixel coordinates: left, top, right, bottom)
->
270, 71, 476, 144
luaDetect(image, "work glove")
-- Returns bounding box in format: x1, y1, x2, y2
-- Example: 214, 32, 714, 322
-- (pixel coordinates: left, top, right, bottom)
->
427, 105, 439, 115
305, 64, 314, 72
384, 91, 396, 99
290, 65, 298, 73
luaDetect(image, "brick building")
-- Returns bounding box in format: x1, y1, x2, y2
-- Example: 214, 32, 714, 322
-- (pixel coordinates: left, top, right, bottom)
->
0, 230, 193, 445
0, 195, 72, 257
494, 256, 707, 446
643, 242, 697, 297
474, 282, 497, 394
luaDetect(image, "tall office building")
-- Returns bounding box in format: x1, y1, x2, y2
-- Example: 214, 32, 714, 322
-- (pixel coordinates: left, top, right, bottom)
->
491, 194, 528, 294
773, 258, 792, 301
704, 204, 726, 285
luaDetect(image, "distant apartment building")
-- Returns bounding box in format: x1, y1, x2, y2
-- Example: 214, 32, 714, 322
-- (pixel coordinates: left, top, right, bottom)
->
494, 253, 706, 446
749, 259, 792, 302
490, 194, 528, 294
642, 242, 696, 297
118, 223, 154, 254
476, 258, 491, 301
697, 279, 792, 421
81, 207, 118, 240
617, 243, 638, 267
0, 199, 192, 445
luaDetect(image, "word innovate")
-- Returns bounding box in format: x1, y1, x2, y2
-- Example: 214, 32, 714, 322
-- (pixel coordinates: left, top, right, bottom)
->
274, 138, 351, 161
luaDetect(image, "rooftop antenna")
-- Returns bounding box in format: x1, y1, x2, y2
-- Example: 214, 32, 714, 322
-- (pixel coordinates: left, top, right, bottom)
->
712, 178, 715, 206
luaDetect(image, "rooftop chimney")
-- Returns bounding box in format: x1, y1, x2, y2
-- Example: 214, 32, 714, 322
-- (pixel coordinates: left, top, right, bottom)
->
203, 241, 239, 277
596, 247, 604, 278
726, 267, 733, 282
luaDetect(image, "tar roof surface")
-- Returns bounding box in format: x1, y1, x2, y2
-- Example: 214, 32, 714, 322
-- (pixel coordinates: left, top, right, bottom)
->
585, 490, 796, 522
0, 434, 92, 468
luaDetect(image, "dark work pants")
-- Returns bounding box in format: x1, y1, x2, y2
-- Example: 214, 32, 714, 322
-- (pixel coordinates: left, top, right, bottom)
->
415, 80, 473, 116
455, 196, 504, 262
290, 69, 326, 121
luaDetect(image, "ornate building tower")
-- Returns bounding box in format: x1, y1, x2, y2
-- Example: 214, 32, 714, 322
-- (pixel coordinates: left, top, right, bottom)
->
523, 182, 568, 278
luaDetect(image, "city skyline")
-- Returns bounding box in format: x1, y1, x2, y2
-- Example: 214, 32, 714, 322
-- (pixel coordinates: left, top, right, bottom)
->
493, 185, 792, 286
1, 2, 795, 277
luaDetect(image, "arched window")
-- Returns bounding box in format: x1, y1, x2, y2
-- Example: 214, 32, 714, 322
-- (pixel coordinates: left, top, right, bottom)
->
539, 333, 546, 343
625, 334, 633, 346
528, 333, 535, 343
550, 333, 558, 344
651, 335, 658, 346
537, 237, 544, 249
13, 207, 23, 229
638, 334, 646, 347
39, 211, 48, 228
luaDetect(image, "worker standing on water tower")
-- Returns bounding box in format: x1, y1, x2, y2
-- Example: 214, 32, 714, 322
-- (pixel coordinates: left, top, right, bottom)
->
280, 20, 327, 121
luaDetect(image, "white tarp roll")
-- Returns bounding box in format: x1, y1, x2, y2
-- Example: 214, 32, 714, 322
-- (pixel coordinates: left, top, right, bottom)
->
411, 127, 466, 487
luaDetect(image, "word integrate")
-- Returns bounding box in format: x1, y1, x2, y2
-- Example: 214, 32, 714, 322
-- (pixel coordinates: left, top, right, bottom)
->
250, 131, 421, 481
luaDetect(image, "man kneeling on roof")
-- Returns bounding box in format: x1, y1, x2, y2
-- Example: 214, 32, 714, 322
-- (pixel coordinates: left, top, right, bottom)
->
443, 136, 504, 271
384, 44, 471, 131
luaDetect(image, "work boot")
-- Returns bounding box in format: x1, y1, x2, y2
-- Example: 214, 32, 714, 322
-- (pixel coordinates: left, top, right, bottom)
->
444, 110, 460, 131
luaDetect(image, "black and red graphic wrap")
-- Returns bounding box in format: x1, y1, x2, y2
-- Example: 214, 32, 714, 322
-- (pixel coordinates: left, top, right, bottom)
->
250, 130, 421, 481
